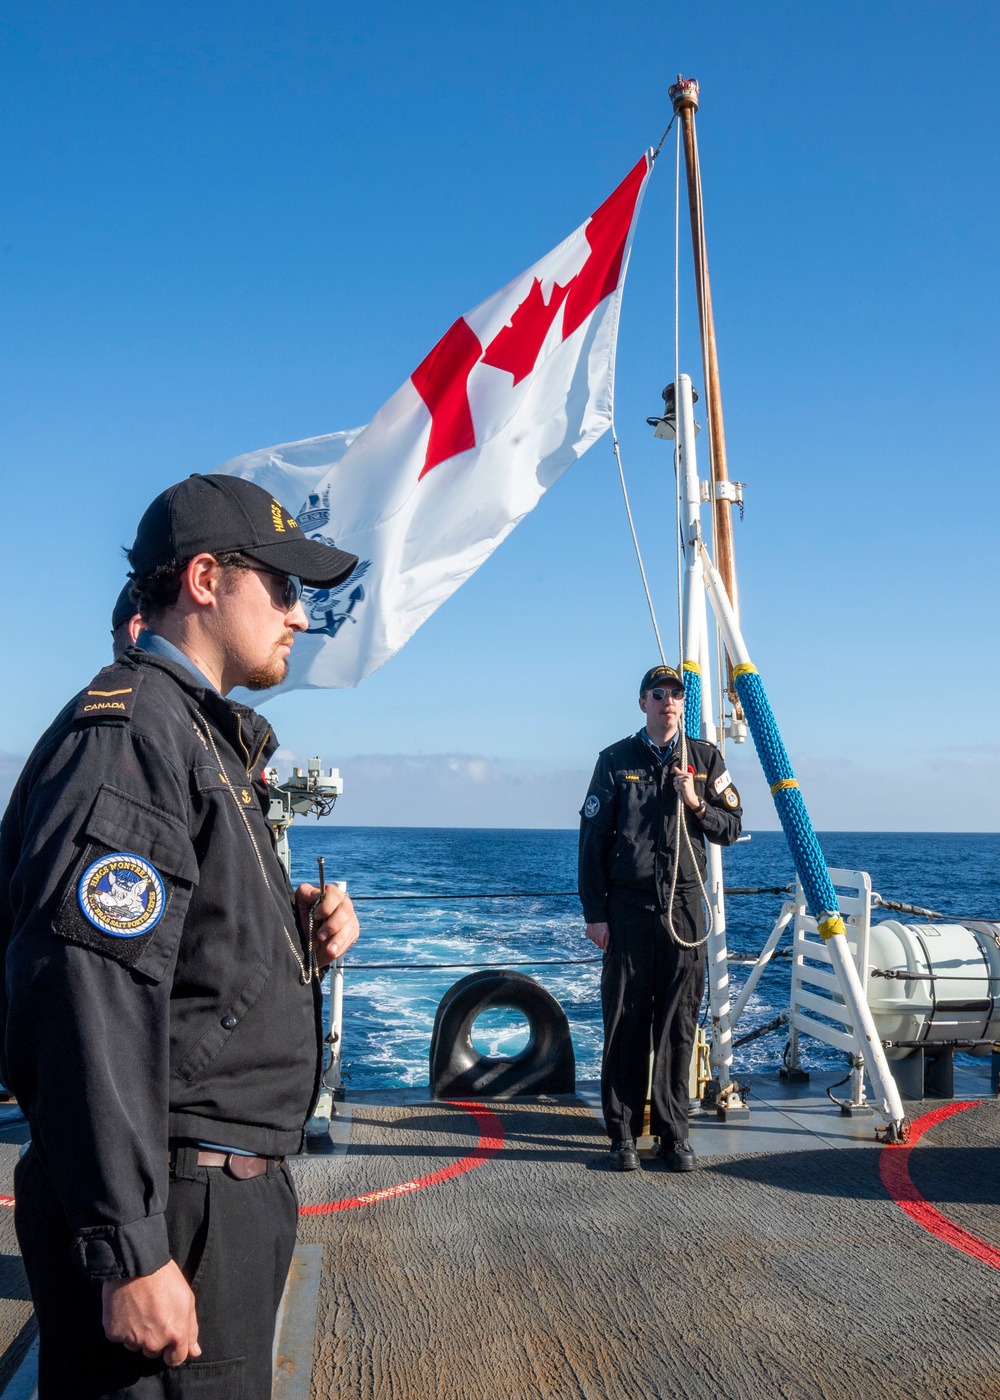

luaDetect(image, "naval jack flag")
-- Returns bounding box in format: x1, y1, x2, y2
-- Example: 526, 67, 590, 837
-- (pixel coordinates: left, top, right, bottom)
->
220, 154, 651, 693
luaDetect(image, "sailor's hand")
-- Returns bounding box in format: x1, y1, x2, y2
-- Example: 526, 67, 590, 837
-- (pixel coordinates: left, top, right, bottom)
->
672, 764, 701, 810
102, 1260, 200, 1366
585, 921, 610, 951
297, 882, 360, 967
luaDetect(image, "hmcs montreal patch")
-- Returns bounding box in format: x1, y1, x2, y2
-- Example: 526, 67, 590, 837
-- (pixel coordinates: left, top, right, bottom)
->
77, 853, 165, 938
584, 795, 601, 818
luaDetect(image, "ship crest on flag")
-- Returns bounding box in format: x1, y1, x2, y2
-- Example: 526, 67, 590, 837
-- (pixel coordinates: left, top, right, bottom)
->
294, 488, 372, 639
297, 486, 333, 533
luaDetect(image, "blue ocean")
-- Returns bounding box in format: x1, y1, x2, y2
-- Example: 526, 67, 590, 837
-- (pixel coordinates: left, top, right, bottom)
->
289, 828, 1000, 1091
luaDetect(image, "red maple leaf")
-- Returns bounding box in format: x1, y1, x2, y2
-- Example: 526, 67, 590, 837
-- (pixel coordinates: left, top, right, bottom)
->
561, 156, 647, 341
480, 277, 571, 385
411, 316, 484, 480
411, 155, 648, 482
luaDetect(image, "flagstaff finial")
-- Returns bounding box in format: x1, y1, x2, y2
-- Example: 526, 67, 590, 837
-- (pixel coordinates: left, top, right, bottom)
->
669, 75, 699, 113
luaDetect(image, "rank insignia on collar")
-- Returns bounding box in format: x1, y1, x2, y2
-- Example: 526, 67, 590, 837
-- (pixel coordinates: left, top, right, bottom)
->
77, 853, 165, 938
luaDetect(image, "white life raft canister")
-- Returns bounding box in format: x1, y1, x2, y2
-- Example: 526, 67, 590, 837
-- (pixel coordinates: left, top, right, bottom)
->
865, 920, 1000, 1058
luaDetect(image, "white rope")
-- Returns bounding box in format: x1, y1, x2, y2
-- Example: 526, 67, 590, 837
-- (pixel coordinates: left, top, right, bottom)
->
672, 117, 685, 672
611, 426, 666, 665
663, 117, 711, 952
687, 107, 730, 760
611, 116, 712, 952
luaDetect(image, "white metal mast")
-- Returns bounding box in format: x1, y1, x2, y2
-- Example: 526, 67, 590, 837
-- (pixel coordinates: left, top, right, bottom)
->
675, 374, 746, 1118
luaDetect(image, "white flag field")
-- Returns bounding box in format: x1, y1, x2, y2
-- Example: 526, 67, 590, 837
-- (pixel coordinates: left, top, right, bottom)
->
220, 153, 652, 694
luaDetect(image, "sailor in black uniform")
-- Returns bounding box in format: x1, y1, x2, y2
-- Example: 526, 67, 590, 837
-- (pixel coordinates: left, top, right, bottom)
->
0, 474, 361, 1398
578, 665, 742, 1173
111, 581, 143, 660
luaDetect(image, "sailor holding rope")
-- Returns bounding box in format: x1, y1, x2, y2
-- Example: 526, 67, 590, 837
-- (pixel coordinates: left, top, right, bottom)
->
579, 664, 742, 1173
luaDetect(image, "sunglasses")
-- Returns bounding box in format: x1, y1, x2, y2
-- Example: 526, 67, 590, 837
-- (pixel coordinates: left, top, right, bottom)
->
232, 561, 304, 611
649, 686, 684, 701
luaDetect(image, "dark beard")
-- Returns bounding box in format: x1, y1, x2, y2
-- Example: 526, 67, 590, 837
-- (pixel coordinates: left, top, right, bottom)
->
243, 655, 290, 691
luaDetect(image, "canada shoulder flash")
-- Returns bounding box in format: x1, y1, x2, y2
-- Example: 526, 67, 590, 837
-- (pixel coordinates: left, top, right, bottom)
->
584, 795, 601, 818
77, 853, 166, 938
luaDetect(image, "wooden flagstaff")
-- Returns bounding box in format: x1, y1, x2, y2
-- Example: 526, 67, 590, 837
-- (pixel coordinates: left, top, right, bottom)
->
668, 76, 741, 654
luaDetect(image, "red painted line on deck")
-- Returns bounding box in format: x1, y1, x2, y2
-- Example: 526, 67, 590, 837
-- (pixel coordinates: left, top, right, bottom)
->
880, 1099, 1000, 1270
0, 1104, 505, 1215
298, 1100, 505, 1215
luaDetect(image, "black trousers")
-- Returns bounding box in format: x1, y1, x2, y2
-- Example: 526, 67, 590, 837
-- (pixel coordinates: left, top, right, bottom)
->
601, 896, 706, 1145
14, 1145, 298, 1400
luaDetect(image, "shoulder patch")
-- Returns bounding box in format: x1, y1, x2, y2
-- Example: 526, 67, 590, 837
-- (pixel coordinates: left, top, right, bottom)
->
78, 852, 165, 938
584, 795, 601, 818
712, 769, 733, 796
723, 786, 740, 808
73, 667, 142, 724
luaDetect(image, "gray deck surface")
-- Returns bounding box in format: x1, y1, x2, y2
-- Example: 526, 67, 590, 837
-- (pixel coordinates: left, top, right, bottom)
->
292, 1070, 1000, 1400
1, 1073, 999, 1397
0, 1106, 34, 1395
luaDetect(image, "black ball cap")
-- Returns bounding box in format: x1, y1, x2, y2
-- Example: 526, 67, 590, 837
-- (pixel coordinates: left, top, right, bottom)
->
111, 582, 137, 631
639, 664, 685, 695
128, 474, 359, 588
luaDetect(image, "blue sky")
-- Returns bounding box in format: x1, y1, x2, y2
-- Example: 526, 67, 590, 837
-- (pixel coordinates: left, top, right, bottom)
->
2, 1, 998, 829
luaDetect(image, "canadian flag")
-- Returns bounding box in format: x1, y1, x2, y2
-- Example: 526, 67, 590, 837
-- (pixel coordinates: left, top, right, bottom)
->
221, 153, 651, 693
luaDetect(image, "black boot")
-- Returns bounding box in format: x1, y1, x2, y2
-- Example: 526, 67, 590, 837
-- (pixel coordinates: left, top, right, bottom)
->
608, 1138, 640, 1171
656, 1138, 698, 1172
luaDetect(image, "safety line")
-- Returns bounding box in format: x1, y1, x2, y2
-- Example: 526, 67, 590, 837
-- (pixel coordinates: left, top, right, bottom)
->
347, 957, 602, 971
298, 1100, 504, 1215
612, 428, 666, 664
879, 1100, 1000, 1270
347, 890, 789, 901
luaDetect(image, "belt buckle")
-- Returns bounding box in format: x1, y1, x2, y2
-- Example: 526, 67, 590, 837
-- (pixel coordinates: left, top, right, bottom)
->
224, 1153, 261, 1180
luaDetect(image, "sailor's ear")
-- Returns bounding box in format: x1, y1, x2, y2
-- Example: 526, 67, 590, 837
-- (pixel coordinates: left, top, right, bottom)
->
638, 693, 648, 714
183, 553, 225, 608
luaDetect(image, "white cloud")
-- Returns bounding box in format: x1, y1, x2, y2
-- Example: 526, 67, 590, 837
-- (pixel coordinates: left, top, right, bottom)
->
281, 751, 591, 828
306, 741, 1000, 832
726, 742, 1000, 832
5, 738, 995, 834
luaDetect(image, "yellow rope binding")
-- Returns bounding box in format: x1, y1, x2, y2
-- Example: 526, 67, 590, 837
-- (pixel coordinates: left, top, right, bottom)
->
732, 663, 757, 678
770, 778, 799, 795
682, 660, 701, 673
817, 915, 847, 941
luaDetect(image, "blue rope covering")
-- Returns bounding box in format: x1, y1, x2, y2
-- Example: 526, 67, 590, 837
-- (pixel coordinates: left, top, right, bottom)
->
733, 669, 840, 920
683, 668, 702, 739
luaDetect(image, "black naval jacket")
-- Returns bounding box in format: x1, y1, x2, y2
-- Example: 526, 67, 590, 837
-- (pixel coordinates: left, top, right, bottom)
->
578, 731, 743, 924
0, 650, 322, 1283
